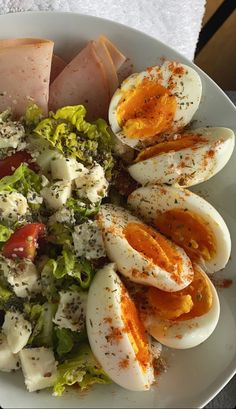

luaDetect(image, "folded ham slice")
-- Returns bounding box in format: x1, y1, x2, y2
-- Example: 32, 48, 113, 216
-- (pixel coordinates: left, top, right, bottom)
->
49, 36, 126, 121
98, 35, 126, 71
0, 38, 54, 118
49, 41, 110, 121
50, 54, 67, 84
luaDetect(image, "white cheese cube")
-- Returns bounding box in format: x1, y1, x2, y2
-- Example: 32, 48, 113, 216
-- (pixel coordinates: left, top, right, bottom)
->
0, 121, 25, 149
73, 220, 106, 259
19, 347, 57, 392
53, 291, 87, 332
75, 162, 108, 203
41, 180, 72, 210
2, 311, 32, 353
49, 206, 75, 225
0, 333, 20, 372
2, 258, 41, 298
35, 148, 61, 173
51, 155, 87, 181
0, 191, 28, 221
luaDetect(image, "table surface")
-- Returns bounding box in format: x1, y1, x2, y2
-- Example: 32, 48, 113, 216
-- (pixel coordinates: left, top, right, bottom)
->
205, 90, 236, 409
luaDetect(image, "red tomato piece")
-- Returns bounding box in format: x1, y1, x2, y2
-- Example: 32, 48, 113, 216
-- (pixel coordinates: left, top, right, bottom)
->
0, 151, 36, 179
2, 223, 46, 260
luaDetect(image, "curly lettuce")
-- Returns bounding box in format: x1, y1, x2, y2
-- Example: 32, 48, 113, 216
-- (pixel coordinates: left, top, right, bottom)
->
33, 105, 114, 177
53, 343, 111, 396
24, 302, 56, 347
52, 247, 94, 289
0, 163, 42, 195
66, 197, 100, 224
0, 225, 13, 242
54, 327, 88, 358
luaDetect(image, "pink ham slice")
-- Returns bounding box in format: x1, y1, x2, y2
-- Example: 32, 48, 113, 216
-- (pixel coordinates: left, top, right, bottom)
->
0, 38, 54, 118
49, 41, 110, 121
50, 54, 67, 84
49, 36, 126, 121
98, 35, 126, 71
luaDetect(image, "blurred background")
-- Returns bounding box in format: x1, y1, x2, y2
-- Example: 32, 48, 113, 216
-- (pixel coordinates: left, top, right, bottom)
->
195, 0, 236, 91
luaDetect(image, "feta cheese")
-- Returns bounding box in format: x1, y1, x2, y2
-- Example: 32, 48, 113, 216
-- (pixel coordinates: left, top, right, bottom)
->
51, 155, 87, 181
27, 191, 43, 205
0, 333, 20, 372
53, 291, 87, 332
49, 206, 75, 225
0, 256, 41, 298
35, 148, 61, 173
73, 220, 106, 260
19, 347, 57, 392
41, 180, 72, 210
2, 311, 32, 354
0, 191, 28, 221
0, 120, 25, 149
75, 162, 108, 203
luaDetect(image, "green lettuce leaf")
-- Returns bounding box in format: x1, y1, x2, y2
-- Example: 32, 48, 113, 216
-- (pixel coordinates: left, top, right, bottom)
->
0, 163, 42, 195
0, 285, 13, 302
66, 197, 100, 224
41, 259, 60, 302
33, 105, 114, 174
52, 248, 95, 289
54, 327, 87, 358
24, 104, 43, 128
48, 223, 73, 246
0, 225, 13, 242
24, 302, 56, 347
53, 343, 111, 396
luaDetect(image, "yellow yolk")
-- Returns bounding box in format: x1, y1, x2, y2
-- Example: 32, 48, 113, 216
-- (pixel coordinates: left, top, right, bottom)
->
155, 209, 216, 262
135, 134, 207, 162
116, 79, 177, 139
121, 287, 150, 370
123, 222, 183, 275
147, 265, 213, 321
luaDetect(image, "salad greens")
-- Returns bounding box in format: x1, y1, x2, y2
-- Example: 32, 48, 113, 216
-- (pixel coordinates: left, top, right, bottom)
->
33, 105, 114, 177
0, 104, 114, 396
53, 343, 111, 397
0, 163, 42, 195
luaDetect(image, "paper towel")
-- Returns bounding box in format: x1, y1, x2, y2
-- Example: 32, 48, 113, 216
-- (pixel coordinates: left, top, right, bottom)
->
0, 0, 206, 60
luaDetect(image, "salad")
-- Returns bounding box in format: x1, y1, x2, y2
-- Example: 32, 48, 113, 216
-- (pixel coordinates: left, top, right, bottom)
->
0, 35, 235, 396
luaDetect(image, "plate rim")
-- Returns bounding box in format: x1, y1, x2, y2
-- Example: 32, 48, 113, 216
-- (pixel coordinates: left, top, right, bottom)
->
0, 10, 235, 409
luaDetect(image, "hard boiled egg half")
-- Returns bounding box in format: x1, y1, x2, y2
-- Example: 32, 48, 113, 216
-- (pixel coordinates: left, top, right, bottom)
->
139, 263, 220, 349
97, 204, 194, 292
109, 60, 202, 149
86, 263, 154, 391
128, 185, 231, 273
128, 127, 235, 186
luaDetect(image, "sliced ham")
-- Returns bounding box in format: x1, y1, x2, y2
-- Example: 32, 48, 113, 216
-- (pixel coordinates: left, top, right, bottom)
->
49, 36, 126, 121
49, 41, 110, 121
0, 38, 54, 117
93, 38, 119, 99
98, 35, 126, 71
50, 54, 67, 84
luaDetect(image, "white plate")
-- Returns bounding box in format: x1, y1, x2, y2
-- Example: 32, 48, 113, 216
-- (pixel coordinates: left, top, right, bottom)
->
0, 11, 235, 409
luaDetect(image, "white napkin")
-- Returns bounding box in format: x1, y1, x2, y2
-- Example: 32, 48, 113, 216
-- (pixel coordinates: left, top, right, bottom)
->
0, 0, 206, 60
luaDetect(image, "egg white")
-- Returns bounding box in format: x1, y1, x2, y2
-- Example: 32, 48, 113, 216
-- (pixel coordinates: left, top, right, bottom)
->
109, 60, 202, 148
142, 264, 220, 349
128, 127, 235, 186
86, 263, 154, 391
97, 204, 194, 292
128, 185, 231, 273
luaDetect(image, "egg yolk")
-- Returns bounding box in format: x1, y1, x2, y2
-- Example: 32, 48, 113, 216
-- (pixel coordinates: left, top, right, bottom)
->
155, 209, 216, 262
121, 287, 151, 371
147, 265, 213, 321
116, 78, 177, 139
135, 133, 207, 162
124, 222, 183, 279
